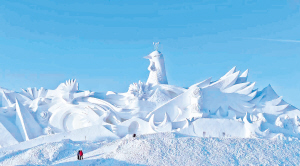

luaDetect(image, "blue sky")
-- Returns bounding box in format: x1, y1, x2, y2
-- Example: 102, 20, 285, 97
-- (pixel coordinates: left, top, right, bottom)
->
0, 0, 299, 108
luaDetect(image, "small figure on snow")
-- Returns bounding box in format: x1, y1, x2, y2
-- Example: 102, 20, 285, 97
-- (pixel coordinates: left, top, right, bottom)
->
77, 150, 83, 160
133, 133, 136, 137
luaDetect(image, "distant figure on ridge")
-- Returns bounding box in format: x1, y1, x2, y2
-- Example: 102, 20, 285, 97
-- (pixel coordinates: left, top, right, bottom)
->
133, 133, 136, 137
77, 150, 83, 160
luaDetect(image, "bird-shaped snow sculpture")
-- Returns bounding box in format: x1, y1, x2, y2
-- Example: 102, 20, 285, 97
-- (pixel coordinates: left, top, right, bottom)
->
144, 51, 168, 85
146, 67, 259, 122
199, 67, 257, 117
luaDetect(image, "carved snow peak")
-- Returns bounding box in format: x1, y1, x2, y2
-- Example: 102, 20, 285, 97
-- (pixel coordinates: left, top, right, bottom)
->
220, 66, 236, 80
148, 88, 171, 107
21, 87, 48, 100
57, 79, 78, 92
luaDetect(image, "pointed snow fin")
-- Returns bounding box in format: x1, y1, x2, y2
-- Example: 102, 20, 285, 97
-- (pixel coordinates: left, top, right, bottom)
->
189, 77, 212, 89
1, 92, 13, 107
236, 69, 249, 84
243, 112, 251, 123
236, 82, 256, 95
240, 101, 255, 108
271, 96, 283, 106
33, 87, 37, 99
220, 66, 236, 80
241, 90, 258, 102
269, 104, 289, 112
220, 71, 240, 90
209, 71, 240, 89
222, 82, 250, 93
240, 69, 249, 77
15, 99, 30, 141
250, 92, 265, 104
15, 99, 42, 141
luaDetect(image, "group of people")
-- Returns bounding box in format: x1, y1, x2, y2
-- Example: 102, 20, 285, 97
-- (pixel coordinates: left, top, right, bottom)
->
77, 133, 137, 161
77, 150, 83, 160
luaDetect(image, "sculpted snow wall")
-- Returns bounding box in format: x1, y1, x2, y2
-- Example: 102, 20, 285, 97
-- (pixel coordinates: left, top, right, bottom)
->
0, 50, 299, 148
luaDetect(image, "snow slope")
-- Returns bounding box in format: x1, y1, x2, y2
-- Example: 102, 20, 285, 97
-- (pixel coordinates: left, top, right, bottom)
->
1, 132, 300, 166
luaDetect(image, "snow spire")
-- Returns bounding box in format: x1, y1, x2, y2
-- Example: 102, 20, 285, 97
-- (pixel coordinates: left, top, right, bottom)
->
15, 99, 42, 141
144, 42, 168, 85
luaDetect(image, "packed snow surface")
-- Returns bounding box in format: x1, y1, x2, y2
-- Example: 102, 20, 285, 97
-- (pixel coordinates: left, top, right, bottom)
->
0, 48, 300, 154
1, 132, 300, 166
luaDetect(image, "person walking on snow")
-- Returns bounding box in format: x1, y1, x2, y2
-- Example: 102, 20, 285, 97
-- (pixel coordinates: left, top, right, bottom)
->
77, 150, 80, 160
77, 150, 83, 160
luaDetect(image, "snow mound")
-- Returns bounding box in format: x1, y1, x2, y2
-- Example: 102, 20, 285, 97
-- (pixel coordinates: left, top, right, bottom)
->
1, 132, 300, 165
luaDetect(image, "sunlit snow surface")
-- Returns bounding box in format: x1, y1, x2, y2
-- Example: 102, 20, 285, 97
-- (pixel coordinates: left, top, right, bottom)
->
0, 50, 300, 149
1, 132, 300, 165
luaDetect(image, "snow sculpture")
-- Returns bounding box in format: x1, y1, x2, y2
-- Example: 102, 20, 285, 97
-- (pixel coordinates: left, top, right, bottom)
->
47, 79, 87, 103
43, 126, 54, 135
128, 121, 139, 134
36, 109, 50, 127
21, 87, 48, 100
187, 87, 202, 117
147, 88, 171, 107
144, 43, 168, 85
0, 47, 300, 148
128, 81, 151, 100
57, 79, 79, 92
199, 67, 257, 117
0, 122, 19, 147
15, 99, 42, 141
150, 113, 172, 132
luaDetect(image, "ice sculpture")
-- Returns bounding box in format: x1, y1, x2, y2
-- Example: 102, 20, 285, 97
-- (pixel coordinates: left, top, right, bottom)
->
0, 47, 299, 148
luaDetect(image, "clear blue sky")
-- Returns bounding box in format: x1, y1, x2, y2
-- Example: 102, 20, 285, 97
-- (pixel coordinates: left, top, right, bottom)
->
0, 0, 299, 108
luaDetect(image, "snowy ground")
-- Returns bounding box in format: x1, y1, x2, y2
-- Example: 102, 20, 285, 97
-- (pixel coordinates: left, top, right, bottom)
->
1, 132, 300, 166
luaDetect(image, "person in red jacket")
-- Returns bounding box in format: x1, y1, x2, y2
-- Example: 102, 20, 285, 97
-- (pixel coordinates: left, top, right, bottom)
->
77, 150, 83, 160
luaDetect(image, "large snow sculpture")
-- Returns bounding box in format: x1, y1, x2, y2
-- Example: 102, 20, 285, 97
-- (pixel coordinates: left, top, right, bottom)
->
144, 50, 168, 85
0, 47, 299, 148
200, 67, 257, 117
